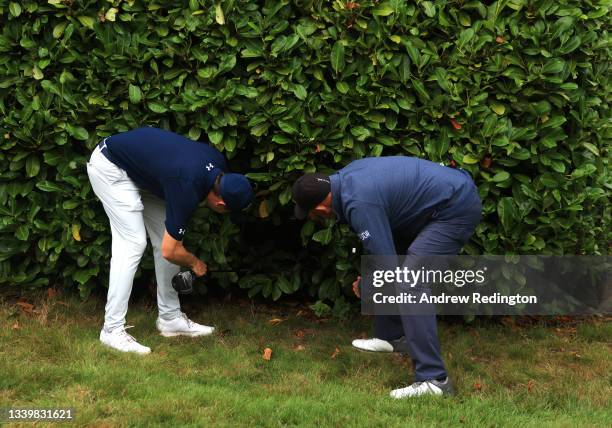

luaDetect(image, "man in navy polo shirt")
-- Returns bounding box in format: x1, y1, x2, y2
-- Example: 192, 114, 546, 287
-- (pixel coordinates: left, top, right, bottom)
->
292, 156, 481, 397
87, 127, 253, 354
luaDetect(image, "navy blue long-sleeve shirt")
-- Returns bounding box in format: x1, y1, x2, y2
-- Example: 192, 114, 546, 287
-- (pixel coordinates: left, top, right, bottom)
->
104, 127, 228, 240
329, 157, 480, 255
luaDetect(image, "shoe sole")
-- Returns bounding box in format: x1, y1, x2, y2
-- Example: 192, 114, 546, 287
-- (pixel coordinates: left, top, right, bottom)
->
390, 390, 454, 399
159, 330, 214, 338
100, 341, 151, 355
351, 344, 393, 353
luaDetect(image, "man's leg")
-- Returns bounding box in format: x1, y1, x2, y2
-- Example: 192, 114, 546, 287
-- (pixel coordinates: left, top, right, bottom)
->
87, 148, 150, 354
371, 234, 415, 342
140, 191, 215, 337
352, 315, 406, 353
373, 315, 404, 340
140, 191, 181, 322
353, 235, 412, 353
391, 202, 481, 396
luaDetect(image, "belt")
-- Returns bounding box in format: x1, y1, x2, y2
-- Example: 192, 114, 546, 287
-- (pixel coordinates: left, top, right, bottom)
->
97, 138, 116, 164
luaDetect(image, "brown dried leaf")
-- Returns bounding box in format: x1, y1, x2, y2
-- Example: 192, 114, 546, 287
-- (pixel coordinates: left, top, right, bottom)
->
330, 347, 340, 359
267, 318, 285, 326
295, 329, 305, 338
12, 322, 20, 330
473, 382, 483, 391
527, 379, 535, 392
263, 347, 273, 361
16, 301, 34, 314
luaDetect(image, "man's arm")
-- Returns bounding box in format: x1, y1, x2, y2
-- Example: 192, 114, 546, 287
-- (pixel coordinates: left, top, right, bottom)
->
346, 202, 396, 299
161, 178, 208, 276
161, 231, 207, 276
346, 201, 396, 255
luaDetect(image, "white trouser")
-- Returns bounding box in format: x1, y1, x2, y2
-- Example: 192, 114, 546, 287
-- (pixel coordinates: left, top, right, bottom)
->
86, 145, 181, 332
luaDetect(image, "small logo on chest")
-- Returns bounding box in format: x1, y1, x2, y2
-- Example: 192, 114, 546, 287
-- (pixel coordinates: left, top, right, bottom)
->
205, 163, 214, 171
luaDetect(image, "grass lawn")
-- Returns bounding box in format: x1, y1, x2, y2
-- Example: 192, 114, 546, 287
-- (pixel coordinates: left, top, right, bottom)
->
0, 291, 610, 427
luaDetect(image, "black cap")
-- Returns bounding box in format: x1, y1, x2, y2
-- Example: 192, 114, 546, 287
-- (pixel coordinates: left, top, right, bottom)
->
292, 173, 331, 220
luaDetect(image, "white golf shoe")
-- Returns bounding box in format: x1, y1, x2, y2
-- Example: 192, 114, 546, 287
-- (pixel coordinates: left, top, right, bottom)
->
100, 326, 151, 355
156, 312, 215, 337
390, 378, 454, 398
352, 336, 410, 353
352, 338, 394, 352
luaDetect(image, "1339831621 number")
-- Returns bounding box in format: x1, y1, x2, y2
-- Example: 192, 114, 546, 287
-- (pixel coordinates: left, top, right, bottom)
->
2, 408, 75, 421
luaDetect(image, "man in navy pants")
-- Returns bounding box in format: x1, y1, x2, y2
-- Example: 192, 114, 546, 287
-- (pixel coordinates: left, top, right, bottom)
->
87, 127, 253, 354
292, 156, 481, 397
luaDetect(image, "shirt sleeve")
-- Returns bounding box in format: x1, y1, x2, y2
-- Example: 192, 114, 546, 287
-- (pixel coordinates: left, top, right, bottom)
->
163, 178, 202, 241
216, 152, 228, 172
345, 201, 396, 255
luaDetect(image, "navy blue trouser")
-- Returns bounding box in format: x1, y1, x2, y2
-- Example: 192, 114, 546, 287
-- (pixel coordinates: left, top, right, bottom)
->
373, 196, 482, 382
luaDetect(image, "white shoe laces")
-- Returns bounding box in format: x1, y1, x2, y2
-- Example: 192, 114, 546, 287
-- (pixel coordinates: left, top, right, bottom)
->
409, 381, 439, 394
180, 312, 194, 328
117, 325, 137, 344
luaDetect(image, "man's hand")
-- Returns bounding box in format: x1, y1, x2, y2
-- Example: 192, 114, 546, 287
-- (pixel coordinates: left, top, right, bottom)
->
191, 259, 208, 277
352, 276, 361, 298
161, 231, 207, 276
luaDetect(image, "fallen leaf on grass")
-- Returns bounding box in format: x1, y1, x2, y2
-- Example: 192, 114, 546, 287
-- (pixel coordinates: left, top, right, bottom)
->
527, 380, 535, 392
295, 329, 305, 338
500, 316, 518, 329
267, 318, 285, 326
293, 344, 305, 352
330, 347, 340, 359
12, 322, 20, 330
263, 347, 273, 361
16, 301, 34, 315
473, 382, 483, 391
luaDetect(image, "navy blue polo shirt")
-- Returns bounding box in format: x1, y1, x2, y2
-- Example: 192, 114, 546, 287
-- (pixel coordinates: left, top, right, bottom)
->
329, 157, 481, 255
104, 127, 227, 240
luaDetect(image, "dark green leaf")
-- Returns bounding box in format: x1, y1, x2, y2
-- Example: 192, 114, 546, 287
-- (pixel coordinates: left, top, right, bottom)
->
331, 41, 345, 73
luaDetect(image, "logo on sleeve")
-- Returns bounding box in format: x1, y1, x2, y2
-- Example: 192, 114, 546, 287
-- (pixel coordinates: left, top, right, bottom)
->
178, 228, 185, 236
205, 163, 214, 171
358, 230, 371, 241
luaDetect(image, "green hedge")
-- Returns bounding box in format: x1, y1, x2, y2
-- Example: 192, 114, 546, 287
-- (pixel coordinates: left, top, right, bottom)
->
1, 0, 609, 310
